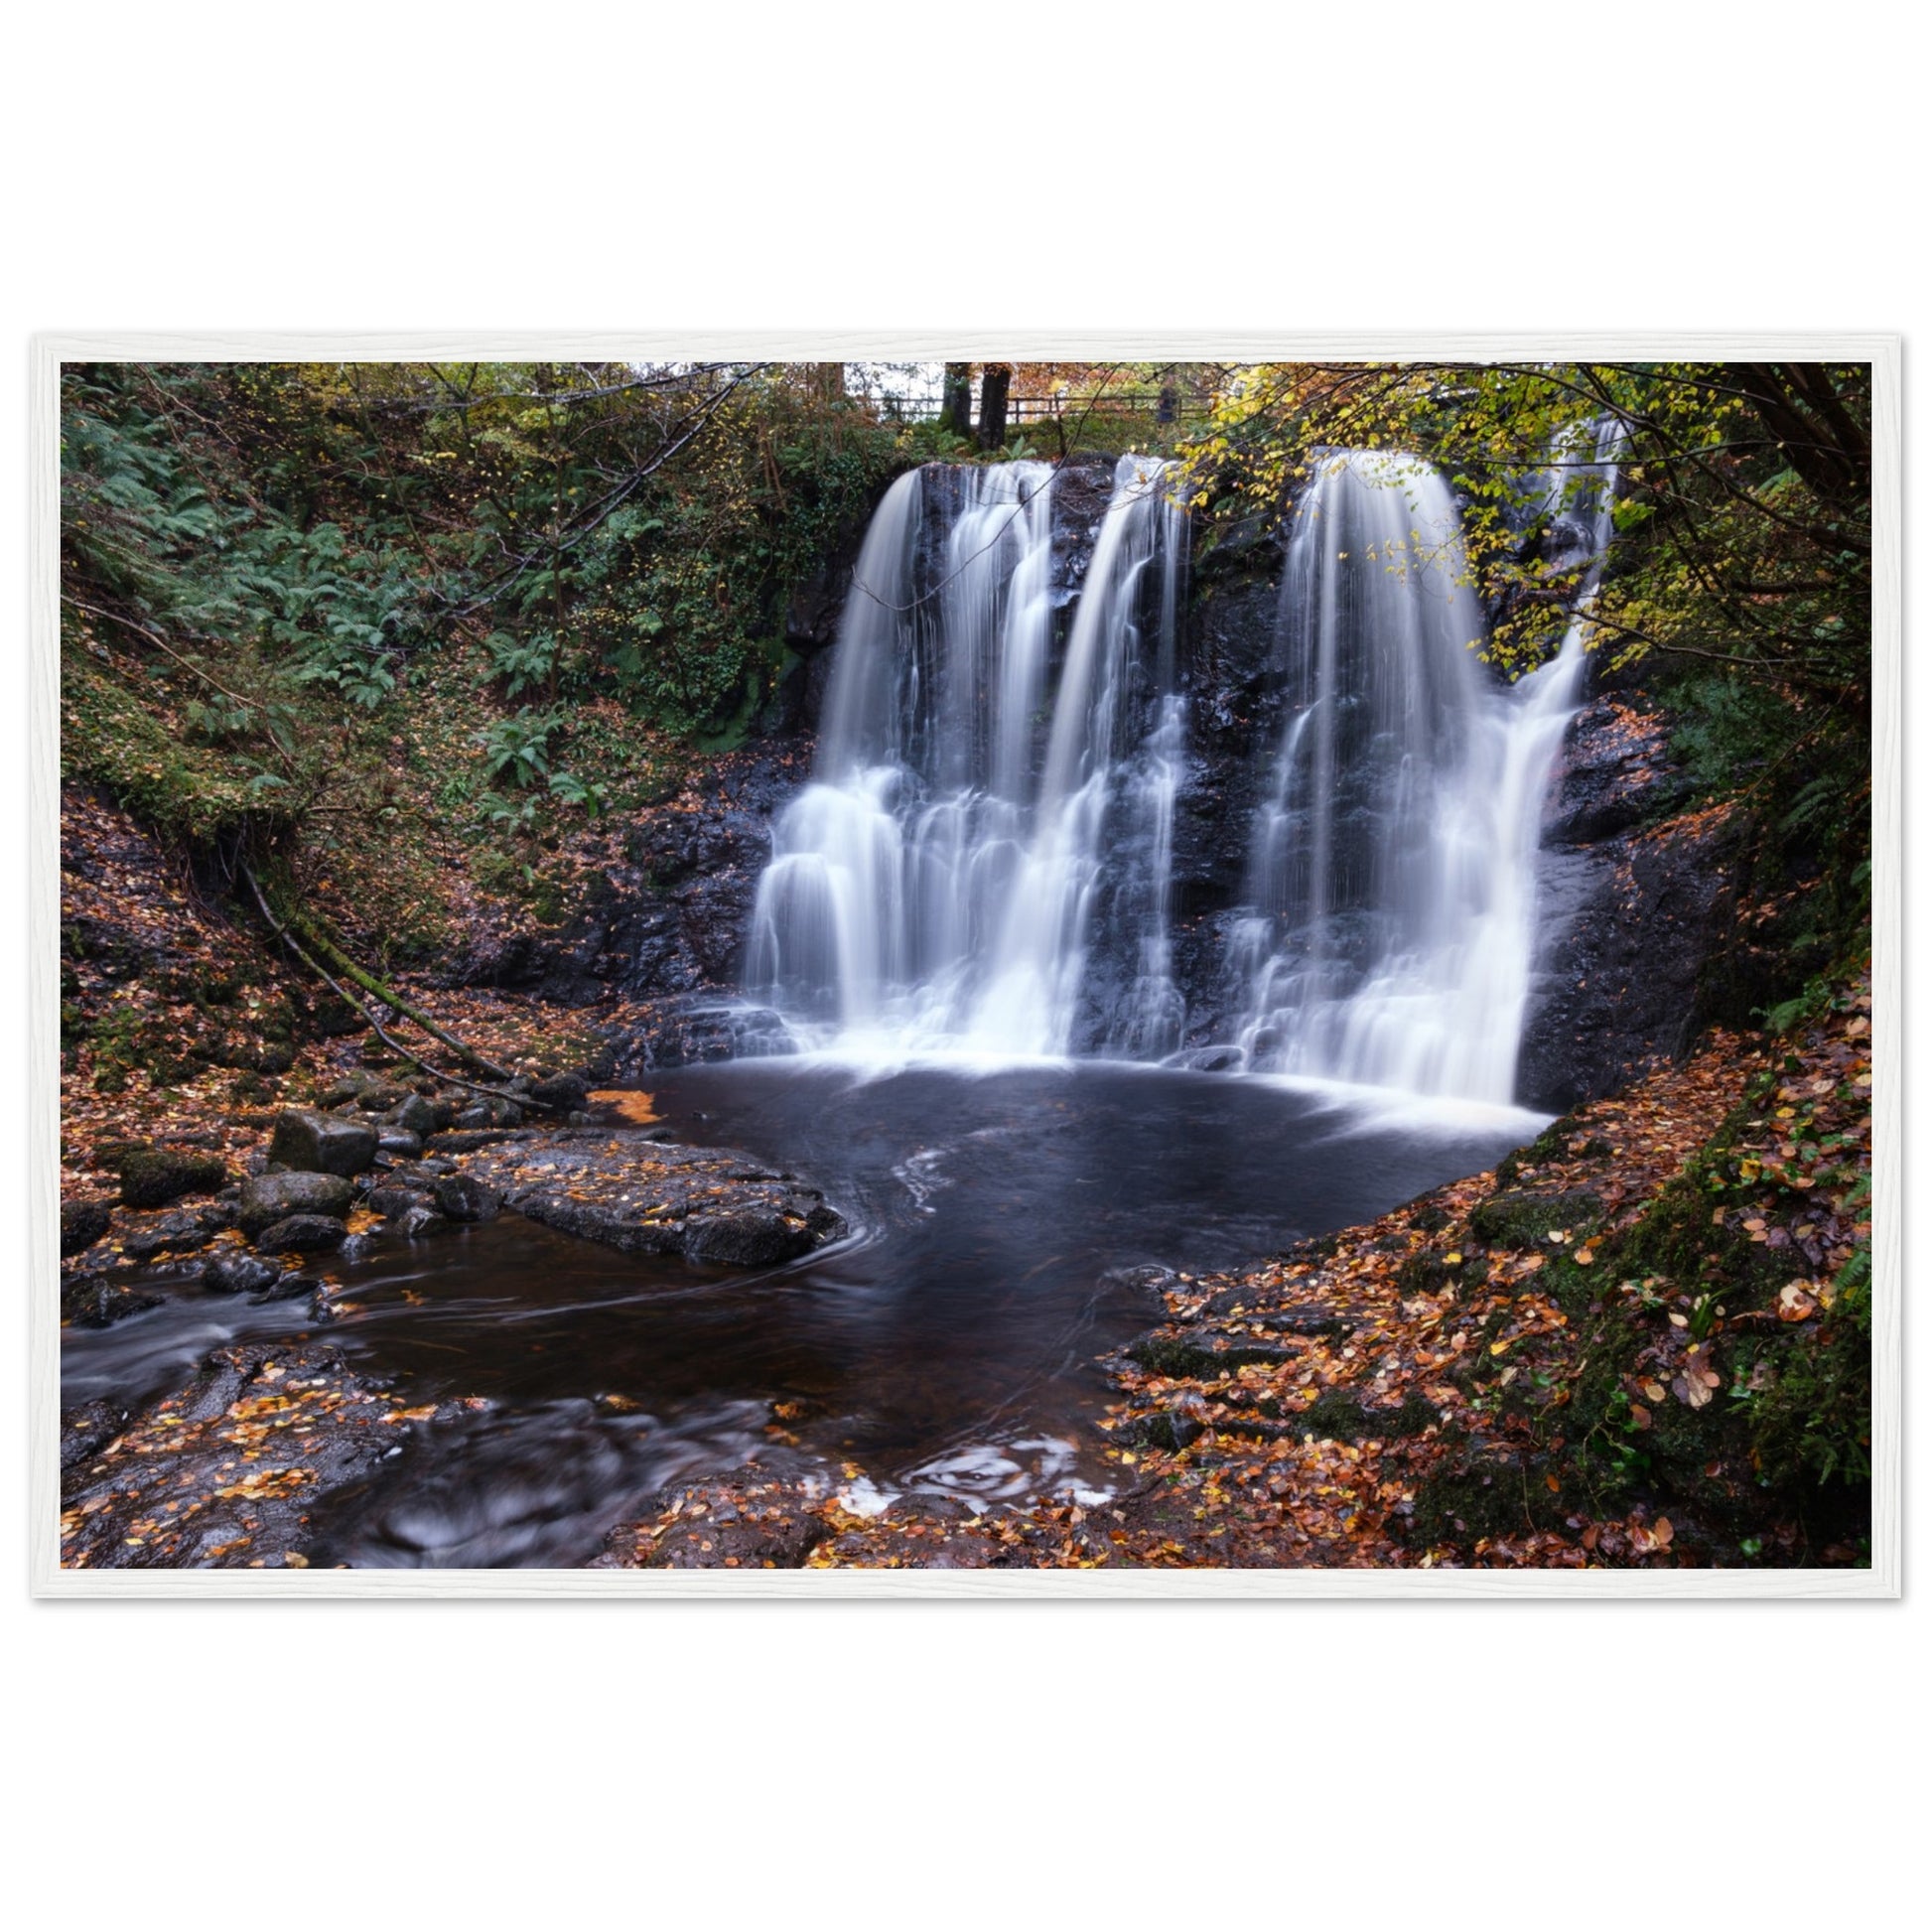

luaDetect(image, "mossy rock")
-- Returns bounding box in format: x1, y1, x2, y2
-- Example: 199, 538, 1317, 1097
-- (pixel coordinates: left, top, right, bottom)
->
1128, 1334, 1296, 1380
117, 1147, 229, 1208
1468, 1188, 1603, 1251
1296, 1389, 1435, 1444
61, 1196, 114, 1256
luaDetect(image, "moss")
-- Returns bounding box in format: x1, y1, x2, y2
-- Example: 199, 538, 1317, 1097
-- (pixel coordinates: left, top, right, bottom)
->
1296, 1389, 1435, 1444
1467, 1188, 1603, 1251
117, 1147, 229, 1207
1408, 1447, 1576, 1548
1128, 1335, 1293, 1380
1491, 1119, 1575, 1189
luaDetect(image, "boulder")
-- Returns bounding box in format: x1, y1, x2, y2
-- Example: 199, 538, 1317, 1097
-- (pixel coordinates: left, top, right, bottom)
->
376, 1130, 424, 1161
395, 1204, 450, 1239
252, 1213, 348, 1255
433, 1173, 502, 1223
204, 1252, 281, 1296
61, 1197, 114, 1257
684, 1209, 815, 1268
529, 1071, 591, 1113
267, 1107, 378, 1177
385, 1094, 437, 1138
118, 1147, 229, 1208
61, 1274, 164, 1329
365, 1184, 428, 1218
123, 1210, 218, 1261
237, 1171, 354, 1240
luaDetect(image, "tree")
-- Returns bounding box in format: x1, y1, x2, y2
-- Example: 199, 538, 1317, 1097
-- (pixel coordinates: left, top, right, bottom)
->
941, 363, 972, 439
977, 363, 1012, 449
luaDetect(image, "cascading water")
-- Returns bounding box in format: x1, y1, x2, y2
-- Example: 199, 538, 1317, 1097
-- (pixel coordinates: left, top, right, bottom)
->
746, 455, 1187, 1057
1230, 432, 1619, 1102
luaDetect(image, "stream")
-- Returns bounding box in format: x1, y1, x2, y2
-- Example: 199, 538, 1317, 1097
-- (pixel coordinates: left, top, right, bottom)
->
64, 1060, 1542, 1567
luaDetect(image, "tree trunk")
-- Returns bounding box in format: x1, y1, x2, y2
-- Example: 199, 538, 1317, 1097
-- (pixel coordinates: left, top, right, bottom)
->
977, 363, 1012, 450
941, 363, 973, 439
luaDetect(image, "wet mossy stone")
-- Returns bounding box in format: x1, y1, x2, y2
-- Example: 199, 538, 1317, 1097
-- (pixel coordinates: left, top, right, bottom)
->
1467, 1188, 1604, 1251
238, 1171, 353, 1240
267, 1107, 378, 1177
1129, 1334, 1298, 1379
61, 1273, 164, 1329
365, 1183, 428, 1218
433, 1173, 502, 1223
682, 1208, 813, 1268
1118, 1406, 1207, 1452
61, 1196, 114, 1257
204, 1252, 281, 1296
252, 1212, 348, 1255
529, 1070, 591, 1113
384, 1094, 437, 1138
1297, 1389, 1436, 1444
117, 1147, 228, 1208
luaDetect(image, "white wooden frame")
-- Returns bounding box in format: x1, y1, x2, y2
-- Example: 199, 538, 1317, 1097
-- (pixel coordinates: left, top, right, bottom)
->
28, 333, 1902, 1598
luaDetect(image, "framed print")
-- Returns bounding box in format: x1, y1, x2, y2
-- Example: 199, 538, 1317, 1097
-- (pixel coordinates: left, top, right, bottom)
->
30, 334, 1900, 1596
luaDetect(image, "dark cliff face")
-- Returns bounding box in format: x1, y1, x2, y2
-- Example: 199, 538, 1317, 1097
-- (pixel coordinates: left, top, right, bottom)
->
1516, 695, 1731, 1112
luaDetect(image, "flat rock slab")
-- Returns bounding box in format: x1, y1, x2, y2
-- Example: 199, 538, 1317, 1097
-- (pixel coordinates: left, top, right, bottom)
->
452, 1131, 845, 1268
59, 1342, 463, 1571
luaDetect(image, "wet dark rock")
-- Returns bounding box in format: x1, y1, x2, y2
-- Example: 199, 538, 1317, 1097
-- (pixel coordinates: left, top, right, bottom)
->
385, 1094, 437, 1137
353, 1081, 412, 1114
366, 1183, 427, 1218
433, 1173, 502, 1223
204, 1252, 281, 1296
61, 1397, 131, 1469
376, 1130, 424, 1161
117, 1146, 229, 1208
1118, 1405, 1206, 1452
252, 1212, 349, 1255
1518, 697, 1739, 1112
528, 1070, 591, 1113
396, 1204, 451, 1238
59, 1342, 414, 1571
238, 1171, 353, 1239
1296, 1389, 1437, 1444
1128, 1334, 1298, 1379
683, 1209, 808, 1268
429, 1128, 518, 1154
122, 1208, 219, 1260
439, 744, 808, 1012
251, 1271, 322, 1302
453, 1131, 845, 1267
61, 1196, 114, 1257
61, 1273, 164, 1329
267, 1106, 378, 1176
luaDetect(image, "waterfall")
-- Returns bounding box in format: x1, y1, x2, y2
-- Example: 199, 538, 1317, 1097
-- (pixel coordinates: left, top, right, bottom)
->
1232, 434, 1618, 1102
746, 455, 1187, 1057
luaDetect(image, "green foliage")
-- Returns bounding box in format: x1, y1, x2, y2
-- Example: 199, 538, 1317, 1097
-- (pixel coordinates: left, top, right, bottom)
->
480, 707, 564, 788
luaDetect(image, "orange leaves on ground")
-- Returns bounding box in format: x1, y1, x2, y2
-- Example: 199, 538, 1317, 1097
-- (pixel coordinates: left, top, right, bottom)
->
590, 1089, 661, 1126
